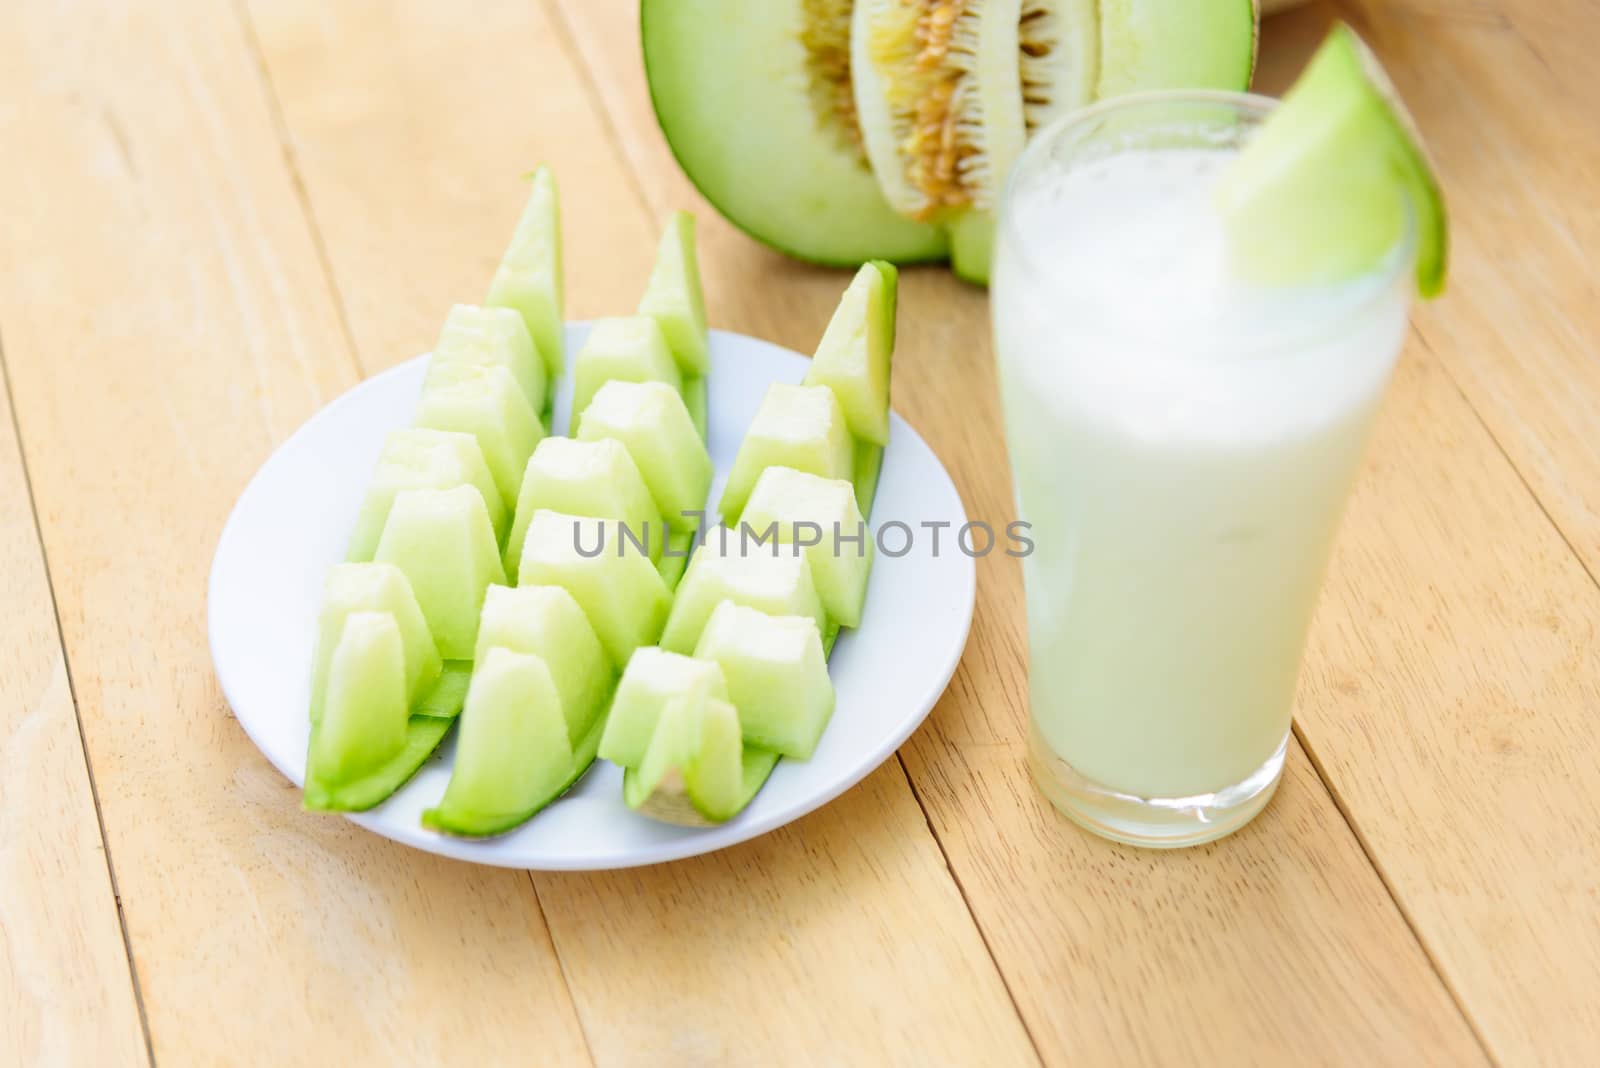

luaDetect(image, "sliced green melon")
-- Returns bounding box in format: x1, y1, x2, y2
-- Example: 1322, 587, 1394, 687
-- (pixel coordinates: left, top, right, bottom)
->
311, 562, 441, 725
373, 486, 506, 660
505, 437, 665, 582
621, 694, 771, 826
431, 304, 546, 420
659, 530, 827, 654
421, 647, 574, 836
415, 362, 543, 510
578, 381, 712, 532
304, 714, 454, 812
597, 646, 728, 769
1096, 0, 1258, 101
740, 466, 874, 628
347, 428, 505, 562
803, 261, 896, 446
718, 383, 854, 522
306, 611, 410, 783
693, 601, 834, 760
641, 0, 947, 266
569, 316, 683, 434
486, 166, 564, 380
638, 211, 710, 376
516, 509, 672, 665
473, 584, 614, 746
1214, 23, 1447, 297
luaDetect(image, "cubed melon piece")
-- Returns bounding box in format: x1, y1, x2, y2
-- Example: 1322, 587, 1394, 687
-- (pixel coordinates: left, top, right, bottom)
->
802, 261, 895, 446
474, 584, 613, 746
311, 562, 441, 725
740, 466, 875, 628
424, 647, 573, 834
415, 362, 543, 510
505, 437, 664, 582
570, 316, 682, 432
486, 167, 563, 379
621, 693, 750, 824
718, 384, 853, 522
517, 509, 671, 665
637, 211, 710, 376
693, 601, 834, 759
598, 647, 727, 769
432, 304, 546, 417
307, 611, 410, 783
347, 428, 505, 562
374, 486, 505, 659
659, 529, 826, 654
577, 380, 711, 532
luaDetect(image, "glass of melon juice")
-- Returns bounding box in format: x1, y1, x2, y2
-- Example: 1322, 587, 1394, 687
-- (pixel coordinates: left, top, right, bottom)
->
992, 91, 1419, 847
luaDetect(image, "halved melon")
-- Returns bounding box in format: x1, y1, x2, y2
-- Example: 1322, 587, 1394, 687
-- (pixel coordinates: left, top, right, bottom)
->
506, 437, 665, 581
516, 509, 672, 665
577, 380, 712, 533
373, 486, 506, 660
641, 0, 946, 266
415, 362, 543, 510
718, 383, 854, 522
347, 428, 505, 562
693, 601, 835, 760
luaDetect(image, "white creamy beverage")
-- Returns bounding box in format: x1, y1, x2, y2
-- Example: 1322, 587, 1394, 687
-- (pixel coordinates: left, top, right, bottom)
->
993, 144, 1410, 833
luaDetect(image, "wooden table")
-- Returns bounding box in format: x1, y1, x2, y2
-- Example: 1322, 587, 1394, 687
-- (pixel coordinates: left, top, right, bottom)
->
2, 2, 1596, 1063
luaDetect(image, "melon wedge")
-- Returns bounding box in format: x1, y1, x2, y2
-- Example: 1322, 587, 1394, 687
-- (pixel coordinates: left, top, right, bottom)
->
803, 261, 896, 446
474, 584, 614, 746
718, 383, 854, 522
577, 381, 712, 533
486, 167, 564, 380
347, 428, 505, 562
431, 304, 546, 419
422, 647, 575, 836
307, 611, 410, 782
659, 529, 828, 654
415, 362, 543, 510
373, 486, 506, 660
506, 436, 665, 582
597, 646, 728, 770
621, 694, 771, 825
570, 316, 683, 434
740, 466, 874, 628
311, 562, 441, 725
693, 601, 834, 760
516, 509, 672, 665
637, 211, 710, 376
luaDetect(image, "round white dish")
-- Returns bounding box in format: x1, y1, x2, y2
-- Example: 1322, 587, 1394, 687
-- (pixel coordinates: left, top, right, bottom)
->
209, 325, 975, 869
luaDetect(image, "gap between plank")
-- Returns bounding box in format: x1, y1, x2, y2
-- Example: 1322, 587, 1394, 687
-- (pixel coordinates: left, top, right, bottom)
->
0, 330, 158, 1068
227, 6, 601, 1064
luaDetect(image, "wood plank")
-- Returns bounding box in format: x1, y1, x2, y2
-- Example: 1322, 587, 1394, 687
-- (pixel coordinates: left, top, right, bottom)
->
0, 357, 148, 1064
547, 2, 1490, 1063
241, 0, 1037, 1061
0, 2, 590, 1063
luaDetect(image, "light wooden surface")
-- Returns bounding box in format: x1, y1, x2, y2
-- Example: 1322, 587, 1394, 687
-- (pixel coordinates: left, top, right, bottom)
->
0, 0, 1594, 1064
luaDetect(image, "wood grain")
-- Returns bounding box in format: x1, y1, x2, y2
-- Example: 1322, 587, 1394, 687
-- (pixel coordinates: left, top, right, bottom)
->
549, 2, 1488, 1063
0, 2, 589, 1063
242, 0, 1038, 1062
0, 355, 148, 1064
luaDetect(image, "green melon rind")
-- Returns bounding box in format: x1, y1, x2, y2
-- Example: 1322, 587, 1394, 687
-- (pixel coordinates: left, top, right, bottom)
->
304, 709, 461, 813
640, 0, 947, 267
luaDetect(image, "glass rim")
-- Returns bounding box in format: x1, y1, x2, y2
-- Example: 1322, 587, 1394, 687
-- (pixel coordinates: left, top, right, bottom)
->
997, 88, 1418, 356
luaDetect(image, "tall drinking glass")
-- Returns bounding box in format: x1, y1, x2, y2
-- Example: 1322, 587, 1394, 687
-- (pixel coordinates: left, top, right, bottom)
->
991, 93, 1415, 847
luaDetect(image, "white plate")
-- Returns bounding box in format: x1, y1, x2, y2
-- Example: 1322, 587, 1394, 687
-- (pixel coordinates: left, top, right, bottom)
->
209, 325, 975, 870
